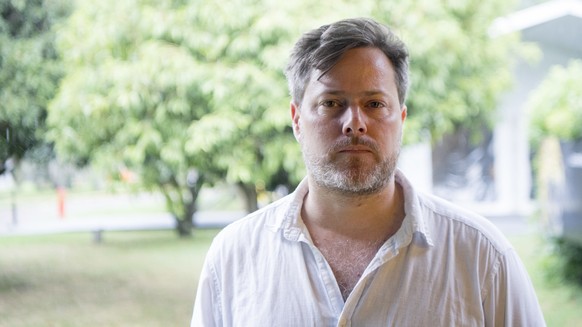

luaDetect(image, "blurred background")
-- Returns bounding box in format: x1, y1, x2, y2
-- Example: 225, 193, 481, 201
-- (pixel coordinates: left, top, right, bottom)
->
1, 0, 581, 326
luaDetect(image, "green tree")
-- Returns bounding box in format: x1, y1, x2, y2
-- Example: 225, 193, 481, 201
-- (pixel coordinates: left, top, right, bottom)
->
0, 0, 69, 175
48, 0, 220, 236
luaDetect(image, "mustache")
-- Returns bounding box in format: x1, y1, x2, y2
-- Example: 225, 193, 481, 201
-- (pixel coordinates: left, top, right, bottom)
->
328, 137, 380, 155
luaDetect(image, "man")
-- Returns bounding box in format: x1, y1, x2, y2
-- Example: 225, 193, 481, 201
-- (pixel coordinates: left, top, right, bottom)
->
192, 18, 545, 326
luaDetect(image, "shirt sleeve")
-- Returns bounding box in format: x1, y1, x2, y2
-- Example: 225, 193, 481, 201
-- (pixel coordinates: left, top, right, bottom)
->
191, 253, 222, 327
482, 248, 546, 327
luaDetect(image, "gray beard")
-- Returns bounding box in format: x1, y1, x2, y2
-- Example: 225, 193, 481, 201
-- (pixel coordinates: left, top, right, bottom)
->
301, 137, 400, 196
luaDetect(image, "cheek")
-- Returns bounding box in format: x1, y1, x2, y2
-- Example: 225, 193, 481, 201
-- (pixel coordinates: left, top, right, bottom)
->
304, 116, 339, 139
377, 123, 403, 146
302, 129, 326, 148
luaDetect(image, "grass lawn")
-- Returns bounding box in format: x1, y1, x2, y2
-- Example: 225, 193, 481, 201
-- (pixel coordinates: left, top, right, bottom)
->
1, 229, 582, 326
0, 229, 219, 327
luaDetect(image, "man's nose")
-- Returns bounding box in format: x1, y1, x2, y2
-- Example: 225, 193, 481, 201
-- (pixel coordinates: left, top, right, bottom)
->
342, 106, 367, 136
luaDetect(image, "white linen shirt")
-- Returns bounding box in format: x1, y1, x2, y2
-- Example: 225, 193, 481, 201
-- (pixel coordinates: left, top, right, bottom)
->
192, 170, 545, 326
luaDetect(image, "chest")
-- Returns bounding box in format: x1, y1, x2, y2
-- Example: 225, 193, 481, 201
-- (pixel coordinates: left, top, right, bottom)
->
222, 239, 485, 326
315, 239, 381, 299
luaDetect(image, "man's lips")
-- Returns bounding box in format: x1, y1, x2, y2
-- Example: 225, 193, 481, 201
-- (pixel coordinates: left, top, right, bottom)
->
330, 137, 379, 158
338, 145, 374, 153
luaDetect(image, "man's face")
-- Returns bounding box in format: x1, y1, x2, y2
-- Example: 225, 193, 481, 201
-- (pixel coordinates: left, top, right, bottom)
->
291, 47, 407, 196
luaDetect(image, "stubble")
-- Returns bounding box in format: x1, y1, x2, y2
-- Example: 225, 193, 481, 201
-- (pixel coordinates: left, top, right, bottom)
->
300, 136, 400, 196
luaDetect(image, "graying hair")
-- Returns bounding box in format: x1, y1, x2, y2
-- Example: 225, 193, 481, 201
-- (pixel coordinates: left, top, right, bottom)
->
285, 17, 409, 107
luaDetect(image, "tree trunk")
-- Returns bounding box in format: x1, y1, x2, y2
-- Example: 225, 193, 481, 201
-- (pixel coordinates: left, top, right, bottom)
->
237, 182, 258, 213
173, 173, 204, 238
176, 215, 193, 237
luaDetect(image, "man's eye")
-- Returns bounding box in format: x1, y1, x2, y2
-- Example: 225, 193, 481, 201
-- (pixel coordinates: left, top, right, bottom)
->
368, 101, 385, 108
321, 100, 341, 108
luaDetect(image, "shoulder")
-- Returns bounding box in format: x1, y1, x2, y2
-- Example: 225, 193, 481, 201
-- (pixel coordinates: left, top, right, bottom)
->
210, 178, 309, 251
206, 194, 293, 257
417, 191, 513, 254
396, 170, 512, 254
223, 194, 291, 234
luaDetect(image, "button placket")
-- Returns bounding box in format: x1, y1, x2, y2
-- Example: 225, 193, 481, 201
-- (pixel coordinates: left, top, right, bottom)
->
298, 232, 345, 316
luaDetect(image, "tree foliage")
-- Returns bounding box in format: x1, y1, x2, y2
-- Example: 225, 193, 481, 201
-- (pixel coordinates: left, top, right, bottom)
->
0, 0, 69, 174
528, 60, 582, 148
47, 0, 521, 236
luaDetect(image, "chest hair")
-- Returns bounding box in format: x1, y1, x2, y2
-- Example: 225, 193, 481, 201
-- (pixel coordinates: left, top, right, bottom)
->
314, 238, 384, 301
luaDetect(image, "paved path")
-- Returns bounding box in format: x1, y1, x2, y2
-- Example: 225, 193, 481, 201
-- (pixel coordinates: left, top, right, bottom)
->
0, 191, 537, 237
0, 211, 247, 236
0, 190, 246, 236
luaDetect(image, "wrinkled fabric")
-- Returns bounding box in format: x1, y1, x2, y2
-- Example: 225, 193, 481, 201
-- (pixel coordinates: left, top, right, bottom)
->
192, 170, 545, 327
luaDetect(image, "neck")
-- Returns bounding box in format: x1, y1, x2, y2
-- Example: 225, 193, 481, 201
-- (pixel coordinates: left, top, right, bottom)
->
302, 175, 405, 241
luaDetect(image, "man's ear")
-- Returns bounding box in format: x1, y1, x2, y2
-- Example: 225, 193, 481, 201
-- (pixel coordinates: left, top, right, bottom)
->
291, 101, 301, 141
401, 104, 407, 122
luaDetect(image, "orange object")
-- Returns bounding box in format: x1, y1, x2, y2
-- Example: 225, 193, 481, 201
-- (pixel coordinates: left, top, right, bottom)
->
57, 187, 66, 219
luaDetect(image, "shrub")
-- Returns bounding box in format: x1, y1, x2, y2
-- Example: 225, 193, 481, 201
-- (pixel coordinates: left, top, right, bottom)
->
528, 60, 582, 149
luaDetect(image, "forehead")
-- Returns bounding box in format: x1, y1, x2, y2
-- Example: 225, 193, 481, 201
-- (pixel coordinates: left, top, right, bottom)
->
306, 47, 398, 98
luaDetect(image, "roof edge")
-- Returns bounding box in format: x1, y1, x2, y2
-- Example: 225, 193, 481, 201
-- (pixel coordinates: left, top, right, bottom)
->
490, 0, 582, 36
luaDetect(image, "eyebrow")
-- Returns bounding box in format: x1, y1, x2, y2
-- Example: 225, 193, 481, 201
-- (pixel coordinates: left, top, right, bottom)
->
321, 90, 392, 98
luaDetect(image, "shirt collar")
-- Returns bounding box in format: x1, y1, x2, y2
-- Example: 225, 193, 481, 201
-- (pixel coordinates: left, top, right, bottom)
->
278, 169, 434, 247
393, 170, 434, 247
280, 178, 309, 241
